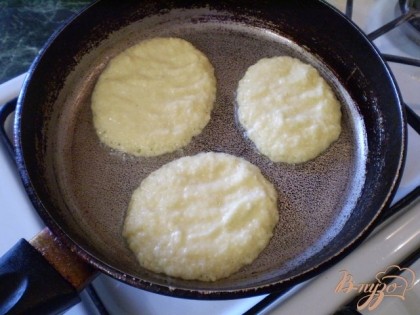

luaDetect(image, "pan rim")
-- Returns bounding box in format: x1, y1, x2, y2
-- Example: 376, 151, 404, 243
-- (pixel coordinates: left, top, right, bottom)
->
13, 0, 406, 299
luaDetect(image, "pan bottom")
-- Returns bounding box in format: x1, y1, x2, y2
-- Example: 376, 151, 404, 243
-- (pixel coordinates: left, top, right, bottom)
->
51, 8, 367, 291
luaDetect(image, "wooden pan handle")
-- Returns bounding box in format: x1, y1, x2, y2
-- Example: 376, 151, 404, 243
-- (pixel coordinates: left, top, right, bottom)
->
30, 228, 96, 290
0, 228, 97, 315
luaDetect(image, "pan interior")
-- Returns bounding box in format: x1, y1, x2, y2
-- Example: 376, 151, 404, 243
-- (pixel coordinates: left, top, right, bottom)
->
52, 8, 367, 292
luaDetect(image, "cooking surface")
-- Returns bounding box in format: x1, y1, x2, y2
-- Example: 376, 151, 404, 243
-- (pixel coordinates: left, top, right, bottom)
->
53, 11, 366, 286
0, 1, 419, 314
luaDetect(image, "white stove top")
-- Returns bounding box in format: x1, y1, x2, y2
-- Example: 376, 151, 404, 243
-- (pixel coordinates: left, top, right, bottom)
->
1, 1, 419, 314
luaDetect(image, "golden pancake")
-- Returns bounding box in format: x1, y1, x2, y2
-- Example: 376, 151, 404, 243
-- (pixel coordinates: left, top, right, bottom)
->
92, 37, 216, 156
123, 152, 278, 281
237, 56, 342, 163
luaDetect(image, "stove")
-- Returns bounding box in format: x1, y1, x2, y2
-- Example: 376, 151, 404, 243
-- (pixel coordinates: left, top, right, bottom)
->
0, 1, 419, 314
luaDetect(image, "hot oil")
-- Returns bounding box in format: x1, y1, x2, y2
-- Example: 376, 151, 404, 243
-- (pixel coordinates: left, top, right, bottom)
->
53, 8, 367, 288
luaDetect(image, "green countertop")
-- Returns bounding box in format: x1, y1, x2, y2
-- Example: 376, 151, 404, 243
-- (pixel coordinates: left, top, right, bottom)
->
0, 0, 92, 84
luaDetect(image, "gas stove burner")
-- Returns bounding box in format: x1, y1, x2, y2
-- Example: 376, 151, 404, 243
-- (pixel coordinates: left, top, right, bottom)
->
399, 0, 420, 44
400, 0, 420, 10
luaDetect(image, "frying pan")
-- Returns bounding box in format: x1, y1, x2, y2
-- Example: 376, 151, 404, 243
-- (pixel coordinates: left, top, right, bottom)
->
1, 0, 406, 313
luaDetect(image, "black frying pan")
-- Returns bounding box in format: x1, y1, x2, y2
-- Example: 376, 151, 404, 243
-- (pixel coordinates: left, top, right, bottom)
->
2, 0, 406, 312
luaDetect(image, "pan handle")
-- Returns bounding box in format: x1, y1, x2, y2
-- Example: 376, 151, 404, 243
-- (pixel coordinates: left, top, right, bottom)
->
0, 99, 16, 158
0, 228, 96, 315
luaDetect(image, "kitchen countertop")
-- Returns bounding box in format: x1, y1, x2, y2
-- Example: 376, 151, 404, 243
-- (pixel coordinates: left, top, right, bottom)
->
0, 0, 92, 84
